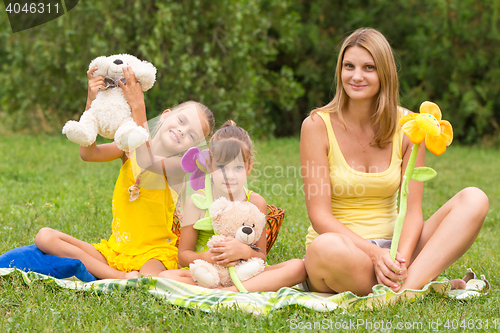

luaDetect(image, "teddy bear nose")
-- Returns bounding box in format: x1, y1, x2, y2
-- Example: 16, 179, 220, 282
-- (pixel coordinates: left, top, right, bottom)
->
113, 59, 123, 65
242, 227, 253, 235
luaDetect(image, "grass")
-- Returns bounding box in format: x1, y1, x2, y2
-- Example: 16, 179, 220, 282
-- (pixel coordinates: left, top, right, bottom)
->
0, 134, 499, 332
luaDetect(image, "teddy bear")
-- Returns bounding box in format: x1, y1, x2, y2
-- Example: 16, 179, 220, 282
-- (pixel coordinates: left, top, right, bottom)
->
189, 197, 267, 288
62, 54, 156, 151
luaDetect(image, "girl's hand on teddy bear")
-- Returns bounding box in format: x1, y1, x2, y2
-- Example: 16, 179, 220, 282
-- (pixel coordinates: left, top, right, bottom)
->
210, 238, 252, 266
223, 261, 239, 268
87, 66, 105, 103
119, 66, 146, 117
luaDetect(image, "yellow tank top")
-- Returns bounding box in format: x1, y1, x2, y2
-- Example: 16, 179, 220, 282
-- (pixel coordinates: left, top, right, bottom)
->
305, 111, 403, 247
107, 154, 177, 255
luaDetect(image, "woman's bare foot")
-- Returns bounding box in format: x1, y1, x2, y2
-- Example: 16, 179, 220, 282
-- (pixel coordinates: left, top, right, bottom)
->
449, 278, 466, 290
390, 281, 404, 293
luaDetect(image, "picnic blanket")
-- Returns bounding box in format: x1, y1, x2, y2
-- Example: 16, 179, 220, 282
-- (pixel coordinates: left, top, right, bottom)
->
0, 267, 489, 315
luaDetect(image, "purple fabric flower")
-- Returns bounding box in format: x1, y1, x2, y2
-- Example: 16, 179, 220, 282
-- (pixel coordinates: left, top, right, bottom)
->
181, 147, 209, 190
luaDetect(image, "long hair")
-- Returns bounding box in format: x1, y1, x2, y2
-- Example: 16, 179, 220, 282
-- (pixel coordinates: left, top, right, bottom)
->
313, 28, 399, 147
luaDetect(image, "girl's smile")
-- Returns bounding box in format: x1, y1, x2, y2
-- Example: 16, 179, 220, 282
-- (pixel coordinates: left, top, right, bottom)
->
169, 129, 181, 143
153, 105, 208, 157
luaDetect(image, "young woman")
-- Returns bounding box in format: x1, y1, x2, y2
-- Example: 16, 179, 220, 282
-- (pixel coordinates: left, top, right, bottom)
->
301, 28, 488, 296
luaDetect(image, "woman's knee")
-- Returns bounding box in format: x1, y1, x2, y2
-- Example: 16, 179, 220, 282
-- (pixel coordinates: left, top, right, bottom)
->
305, 233, 353, 265
306, 233, 354, 255
458, 187, 489, 218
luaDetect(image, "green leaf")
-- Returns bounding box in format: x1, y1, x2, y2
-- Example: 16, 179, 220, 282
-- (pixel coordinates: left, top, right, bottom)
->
411, 167, 437, 182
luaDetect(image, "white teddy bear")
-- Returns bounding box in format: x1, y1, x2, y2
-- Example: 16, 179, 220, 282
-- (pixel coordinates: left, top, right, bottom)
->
190, 197, 267, 288
62, 54, 156, 151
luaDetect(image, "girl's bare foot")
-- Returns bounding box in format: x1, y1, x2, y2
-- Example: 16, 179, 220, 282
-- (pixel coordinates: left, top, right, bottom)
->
216, 285, 237, 292
124, 271, 140, 279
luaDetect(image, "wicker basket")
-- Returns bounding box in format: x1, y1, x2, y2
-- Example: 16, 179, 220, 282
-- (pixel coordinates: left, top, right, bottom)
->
172, 204, 285, 253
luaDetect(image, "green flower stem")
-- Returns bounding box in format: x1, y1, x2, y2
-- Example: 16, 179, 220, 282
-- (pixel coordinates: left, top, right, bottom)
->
229, 266, 248, 292
390, 143, 420, 261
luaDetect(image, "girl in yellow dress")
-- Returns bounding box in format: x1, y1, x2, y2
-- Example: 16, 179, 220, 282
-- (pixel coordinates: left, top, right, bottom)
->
35, 66, 215, 279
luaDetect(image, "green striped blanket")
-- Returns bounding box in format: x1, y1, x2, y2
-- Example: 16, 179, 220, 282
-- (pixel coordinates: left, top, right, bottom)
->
0, 268, 489, 315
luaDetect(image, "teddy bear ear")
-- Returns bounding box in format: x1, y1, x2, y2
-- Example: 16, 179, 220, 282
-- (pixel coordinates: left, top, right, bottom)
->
210, 197, 231, 220
89, 56, 110, 77
119, 54, 137, 66
134, 60, 157, 91
248, 204, 267, 238
119, 53, 156, 91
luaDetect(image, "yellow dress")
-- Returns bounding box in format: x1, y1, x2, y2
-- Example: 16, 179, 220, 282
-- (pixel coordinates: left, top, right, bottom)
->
93, 155, 178, 271
305, 111, 403, 248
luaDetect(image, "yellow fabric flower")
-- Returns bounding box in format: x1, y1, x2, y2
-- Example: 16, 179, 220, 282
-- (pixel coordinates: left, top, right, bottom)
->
399, 101, 453, 155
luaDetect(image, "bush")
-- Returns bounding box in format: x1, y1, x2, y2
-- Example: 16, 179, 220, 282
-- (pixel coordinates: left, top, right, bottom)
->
0, 0, 303, 138
1, 0, 499, 142
287, 0, 500, 142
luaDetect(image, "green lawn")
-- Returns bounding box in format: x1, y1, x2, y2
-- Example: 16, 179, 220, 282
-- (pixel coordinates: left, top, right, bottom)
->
0, 135, 499, 332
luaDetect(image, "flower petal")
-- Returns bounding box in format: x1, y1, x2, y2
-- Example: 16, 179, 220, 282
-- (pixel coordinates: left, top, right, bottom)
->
415, 114, 441, 137
181, 147, 201, 173
402, 120, 426, 144
425, 134, 447, 155
197, 150, 210, 170
419, 101, 442, 121
438, 120, 453, 146
399, 113, 418, 126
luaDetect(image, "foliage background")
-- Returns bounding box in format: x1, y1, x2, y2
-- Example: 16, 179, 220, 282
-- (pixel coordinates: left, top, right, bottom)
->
0, 0, 499, 141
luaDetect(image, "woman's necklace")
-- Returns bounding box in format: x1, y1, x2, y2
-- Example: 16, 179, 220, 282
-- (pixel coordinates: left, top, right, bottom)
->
342, 117, 371, 153
352, 130, 370, 153
354, 133, 368, 152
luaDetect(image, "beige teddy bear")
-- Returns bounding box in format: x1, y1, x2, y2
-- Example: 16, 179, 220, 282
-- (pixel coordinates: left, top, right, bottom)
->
62, 54, 156, 151
190, 197, 267, 288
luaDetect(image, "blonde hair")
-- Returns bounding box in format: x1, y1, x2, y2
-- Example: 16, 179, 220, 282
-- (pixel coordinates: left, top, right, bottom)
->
172, 101, 215, 137
150, 100, 215, 143
313, 28, 399, 147
209, 120, 254, 168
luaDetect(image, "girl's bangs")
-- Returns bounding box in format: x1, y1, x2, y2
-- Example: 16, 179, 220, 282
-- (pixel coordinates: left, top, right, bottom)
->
210, 140, 245, 165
